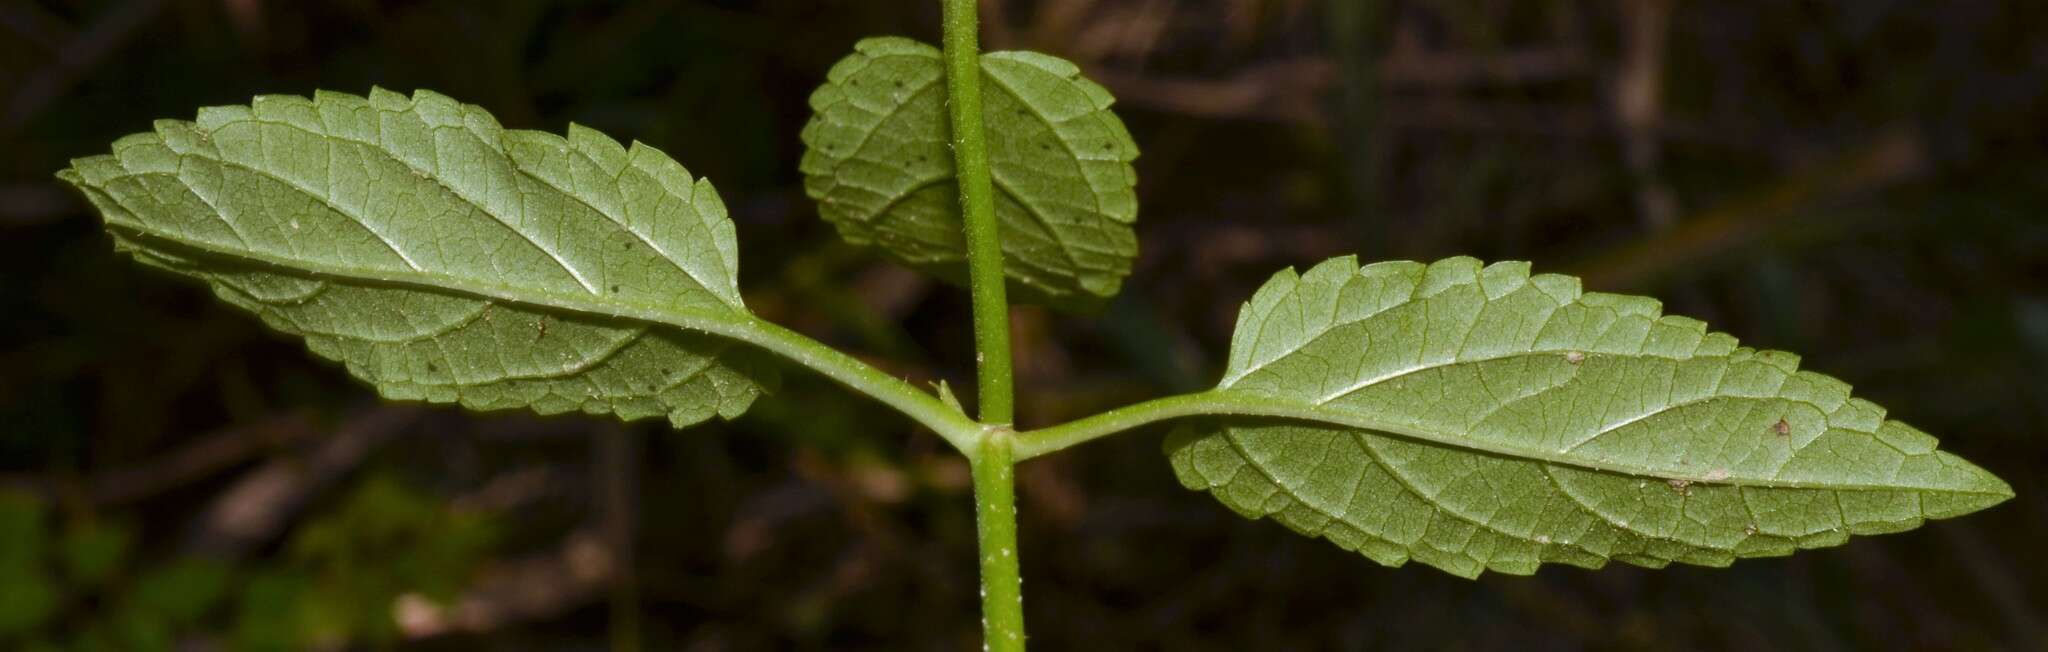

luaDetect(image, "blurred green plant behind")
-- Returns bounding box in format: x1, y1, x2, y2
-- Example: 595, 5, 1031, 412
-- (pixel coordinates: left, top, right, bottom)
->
2, 0, 2044, 649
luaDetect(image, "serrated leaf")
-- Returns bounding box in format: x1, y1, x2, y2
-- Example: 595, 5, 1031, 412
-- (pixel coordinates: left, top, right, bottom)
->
1166, 256, 2012, 578
59, 89, 777, 428
800, 36, 1140, 310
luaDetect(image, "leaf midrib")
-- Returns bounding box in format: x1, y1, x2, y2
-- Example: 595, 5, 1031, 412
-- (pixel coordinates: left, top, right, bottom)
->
1162, 390, 2000, 495
106, 220, 753, 344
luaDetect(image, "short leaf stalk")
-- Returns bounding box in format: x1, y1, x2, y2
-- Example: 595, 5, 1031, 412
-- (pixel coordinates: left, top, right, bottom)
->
941, 0, 1027, 648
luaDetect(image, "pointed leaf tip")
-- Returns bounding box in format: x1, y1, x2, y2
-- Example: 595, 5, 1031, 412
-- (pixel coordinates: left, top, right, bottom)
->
60, 89, 779, 428
1170, 256, 2014, 577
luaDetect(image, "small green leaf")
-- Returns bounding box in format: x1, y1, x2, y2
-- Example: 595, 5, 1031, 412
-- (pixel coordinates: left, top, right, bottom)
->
800, 37, 1140, 310
59, 89, 778, 428
1167, 257, 2012, 577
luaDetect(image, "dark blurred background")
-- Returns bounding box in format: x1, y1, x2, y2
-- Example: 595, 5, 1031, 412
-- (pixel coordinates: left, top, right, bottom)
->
3, 1, 2045, 650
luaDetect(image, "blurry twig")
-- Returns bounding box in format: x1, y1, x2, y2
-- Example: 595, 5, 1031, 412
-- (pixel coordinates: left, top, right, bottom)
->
1070, 0, 1173, 64
398, 528, 613, 640
0, 3, 76, 54
222, 0, 265, 43
1613, 0, 1679, 229
1568, 129, 1926, 290
182, 407, 425, 559
1383, 48, 1587, 87
597, 425, 641, 652
1093, 49, 1593, 125
1091, 59, 1333, 123
0, 412, 315, 506
82, 413, 313, 506
1384, 97, 1607, 136
1, 0, 167, 138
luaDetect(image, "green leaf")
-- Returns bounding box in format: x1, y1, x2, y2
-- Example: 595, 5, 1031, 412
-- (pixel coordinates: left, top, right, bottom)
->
59, 88, 778, 428
800, 36, 1140, 310
1166, 256, 2013, 578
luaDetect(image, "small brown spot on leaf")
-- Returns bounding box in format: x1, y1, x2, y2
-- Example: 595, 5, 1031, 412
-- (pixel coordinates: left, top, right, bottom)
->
1665, 478, 1693, 495
426, 363, 438, 372
610, 284, 621, 293
1772, 418, 1791, 436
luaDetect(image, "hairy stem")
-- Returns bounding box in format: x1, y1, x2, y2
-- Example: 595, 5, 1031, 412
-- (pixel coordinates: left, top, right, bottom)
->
941, 0, 1014, 425
973, 429, 1025, 652
942, 0, 1027, 648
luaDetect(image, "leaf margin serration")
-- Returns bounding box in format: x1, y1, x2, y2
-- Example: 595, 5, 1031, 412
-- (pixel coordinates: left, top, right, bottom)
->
1168, 256, 2013, 578
58, 87, 779, 428
798, 35, 1140, 310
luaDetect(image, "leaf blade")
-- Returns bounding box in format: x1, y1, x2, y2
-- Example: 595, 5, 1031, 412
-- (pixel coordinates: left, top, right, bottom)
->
61, 89, 777, 427
799, 37, 1140, 309
1168, 256, 2011, 577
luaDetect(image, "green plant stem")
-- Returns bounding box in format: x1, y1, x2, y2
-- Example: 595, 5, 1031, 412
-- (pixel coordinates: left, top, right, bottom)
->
941, 1, 1027, 648
1011, 390, 1507, 462
941, 0, 1014, 425
972, 429, 1026, 652
714, 317, 980, 452
726, 317, 978, 448
1013, 391, 1242, 459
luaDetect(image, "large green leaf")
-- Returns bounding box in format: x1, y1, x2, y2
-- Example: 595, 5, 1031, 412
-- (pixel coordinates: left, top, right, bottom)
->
1167, 257, 2012, 577
59, 89, 776, 427
800, 36, 1140, 310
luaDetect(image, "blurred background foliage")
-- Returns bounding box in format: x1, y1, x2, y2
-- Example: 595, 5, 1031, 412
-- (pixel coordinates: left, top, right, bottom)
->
1, 0, 2044, 649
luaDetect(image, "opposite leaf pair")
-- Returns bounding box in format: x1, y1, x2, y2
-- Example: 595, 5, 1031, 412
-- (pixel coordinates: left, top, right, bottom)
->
57, 36, 2009, 584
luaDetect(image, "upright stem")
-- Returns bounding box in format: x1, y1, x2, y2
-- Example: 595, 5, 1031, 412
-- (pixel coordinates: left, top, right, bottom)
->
972, 429, 1025, 652
942, 0, 1026, 648
941, 0, 1013, 425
